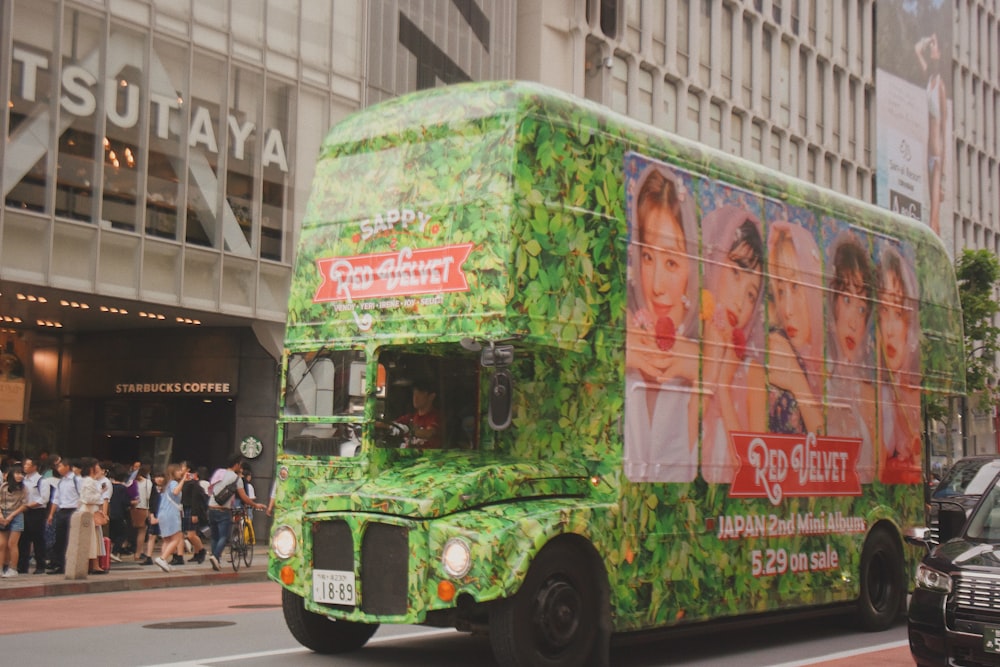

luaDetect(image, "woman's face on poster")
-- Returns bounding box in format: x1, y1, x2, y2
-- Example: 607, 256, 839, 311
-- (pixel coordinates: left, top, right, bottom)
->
833, 270, 870, 362
770, 239, 812, 349
715, 243, 762, 331
639, 207, 689, 329
878, 269, 909, 374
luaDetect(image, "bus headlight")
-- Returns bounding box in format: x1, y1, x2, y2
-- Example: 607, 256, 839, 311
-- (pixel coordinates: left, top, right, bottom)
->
915, 563, 952, 593
441, 538, 472, 577
272, 526, 298, 559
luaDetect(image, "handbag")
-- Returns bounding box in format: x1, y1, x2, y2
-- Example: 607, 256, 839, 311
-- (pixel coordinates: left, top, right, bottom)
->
130, 507, 148, 528
92, 510, 109, 527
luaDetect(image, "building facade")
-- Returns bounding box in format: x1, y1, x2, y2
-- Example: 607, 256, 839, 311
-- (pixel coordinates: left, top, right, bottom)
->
1, 1, 997, 481
0, 0, 515, 482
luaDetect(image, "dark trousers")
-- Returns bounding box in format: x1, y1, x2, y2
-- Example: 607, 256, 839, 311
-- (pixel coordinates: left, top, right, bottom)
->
50, 508, 75, 569
17, 507, 47, 573
208, 508, 232, 560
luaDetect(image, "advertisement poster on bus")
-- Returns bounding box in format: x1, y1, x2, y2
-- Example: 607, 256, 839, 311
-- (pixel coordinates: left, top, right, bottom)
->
623, 153, 923, 494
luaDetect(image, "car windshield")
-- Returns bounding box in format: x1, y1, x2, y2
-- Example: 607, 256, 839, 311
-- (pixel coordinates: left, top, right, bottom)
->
933, 459, 1000, 498
964, 475, 1000, 542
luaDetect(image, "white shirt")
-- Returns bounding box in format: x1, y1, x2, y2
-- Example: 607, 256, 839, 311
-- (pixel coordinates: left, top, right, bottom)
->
53, 473, 81, 509
23, 471, 49, 508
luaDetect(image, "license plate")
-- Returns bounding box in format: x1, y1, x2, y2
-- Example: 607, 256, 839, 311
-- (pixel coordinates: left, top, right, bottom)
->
313, 569, 356, 606
984, 626, 1000, 654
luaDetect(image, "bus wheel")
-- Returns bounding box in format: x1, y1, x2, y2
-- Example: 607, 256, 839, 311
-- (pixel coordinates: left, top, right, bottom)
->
857, 529, 905, 631
281, 588, 378, 653
489, 540, 610, 667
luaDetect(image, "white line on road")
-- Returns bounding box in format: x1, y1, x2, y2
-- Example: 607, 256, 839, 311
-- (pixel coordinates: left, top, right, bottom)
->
145, 628, 456, 667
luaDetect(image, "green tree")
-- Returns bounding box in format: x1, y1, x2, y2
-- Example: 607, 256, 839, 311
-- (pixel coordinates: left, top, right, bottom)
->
957, 248, 1000, 409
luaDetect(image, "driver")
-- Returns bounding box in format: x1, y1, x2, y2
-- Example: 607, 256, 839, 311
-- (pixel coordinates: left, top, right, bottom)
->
382, 377, 442, 449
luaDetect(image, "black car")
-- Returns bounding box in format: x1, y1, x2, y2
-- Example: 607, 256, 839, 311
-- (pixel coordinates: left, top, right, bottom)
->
908, 469, 1000, 666
928, 456, 1000, 544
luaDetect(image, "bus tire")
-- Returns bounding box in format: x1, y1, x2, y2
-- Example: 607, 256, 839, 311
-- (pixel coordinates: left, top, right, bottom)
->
281, 588, 378, 654
489, 539, 610, 667
857, 528, 905, 632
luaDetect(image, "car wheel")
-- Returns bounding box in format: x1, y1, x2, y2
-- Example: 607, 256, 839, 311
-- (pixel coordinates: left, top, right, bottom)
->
857, 528, 905, 631
281, 588, 378, 654
489, 539, 609, 667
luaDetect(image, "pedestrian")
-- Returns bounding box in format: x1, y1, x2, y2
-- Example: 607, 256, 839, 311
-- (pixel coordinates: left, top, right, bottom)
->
41, 454, 60, 557
181, 465, 207, 564
153, 463, 187, 572
0, 464, 27, 577
125, 459, 142, 485
107, 464, 134, 560
76, 458, 108, 575
46, 457, 81, 574
140, 470, 166, 566
17, 457, 49, 574
237, 465, 257, 520
265, 479, 276, 517
206, 455, 264, 571
131, 463, 152, 562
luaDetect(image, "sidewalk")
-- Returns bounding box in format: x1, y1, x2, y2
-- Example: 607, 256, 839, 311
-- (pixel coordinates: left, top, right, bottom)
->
0, 553, 270, 600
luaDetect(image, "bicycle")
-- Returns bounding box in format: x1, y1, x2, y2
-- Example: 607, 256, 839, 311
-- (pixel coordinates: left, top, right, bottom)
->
229, 505, 255, 571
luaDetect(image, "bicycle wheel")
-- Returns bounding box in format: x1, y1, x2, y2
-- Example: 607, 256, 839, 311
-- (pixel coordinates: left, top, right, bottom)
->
243, 521, 254, 567
230, 519, 244, 572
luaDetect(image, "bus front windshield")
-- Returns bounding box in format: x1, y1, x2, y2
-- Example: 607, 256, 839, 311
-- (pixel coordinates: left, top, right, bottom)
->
283, 349, 366, 417
280, 347, 484, 456
281, 349, 366, 458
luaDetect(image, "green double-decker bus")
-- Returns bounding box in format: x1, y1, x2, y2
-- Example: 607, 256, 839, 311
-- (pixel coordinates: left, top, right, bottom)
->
268, 81, 963, 666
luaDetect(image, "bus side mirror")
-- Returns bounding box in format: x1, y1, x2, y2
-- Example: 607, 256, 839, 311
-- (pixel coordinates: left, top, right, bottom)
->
488, 369, 513, 430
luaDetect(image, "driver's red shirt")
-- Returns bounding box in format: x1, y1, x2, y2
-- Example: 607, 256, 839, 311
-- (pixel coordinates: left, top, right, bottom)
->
397, 409, 442, 448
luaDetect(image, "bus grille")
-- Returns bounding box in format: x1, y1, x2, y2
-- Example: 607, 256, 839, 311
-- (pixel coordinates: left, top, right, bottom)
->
311, 519, 409, 616
954, 573, 1000, 623
313, 520, 353, 570
360, 522, 410, 615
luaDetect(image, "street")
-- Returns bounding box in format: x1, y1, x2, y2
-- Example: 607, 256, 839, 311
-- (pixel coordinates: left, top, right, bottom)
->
0, 579, 913, 666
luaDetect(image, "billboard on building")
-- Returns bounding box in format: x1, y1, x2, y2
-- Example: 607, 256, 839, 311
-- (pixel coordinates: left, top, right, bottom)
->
875, 0, 954, 256
0, 334, 30, 423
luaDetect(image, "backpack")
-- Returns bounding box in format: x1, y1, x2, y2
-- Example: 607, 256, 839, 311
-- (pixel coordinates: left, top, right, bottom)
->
213, 479, 238, 505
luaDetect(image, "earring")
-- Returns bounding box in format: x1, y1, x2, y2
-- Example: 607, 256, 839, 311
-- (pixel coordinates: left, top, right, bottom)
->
681, 294, 692, 309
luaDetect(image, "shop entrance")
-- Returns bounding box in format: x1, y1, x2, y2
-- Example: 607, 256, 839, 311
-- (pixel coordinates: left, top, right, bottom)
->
97, 397, 235, 470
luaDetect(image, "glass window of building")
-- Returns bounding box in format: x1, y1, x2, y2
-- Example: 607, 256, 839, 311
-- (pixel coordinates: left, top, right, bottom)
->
741, 15, 753, 107
721, 4, 733, 94
227, 67, 264, 256
676, 0, 690, 75
624, 0, 640, 52
55, 8, 105, 224
262, 77, 292, 262
697, 0, 711, 88
186, 50, 227, 250
636, 66, 653, 124
6, 1, 57, 214
761, 27, 773, 118
145, 37, 188, 241
102, 28, 148, 233
650, 1, 665, 65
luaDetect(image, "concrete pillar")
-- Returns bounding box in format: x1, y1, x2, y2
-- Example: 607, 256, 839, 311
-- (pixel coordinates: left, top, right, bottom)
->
64, 511, 93, 580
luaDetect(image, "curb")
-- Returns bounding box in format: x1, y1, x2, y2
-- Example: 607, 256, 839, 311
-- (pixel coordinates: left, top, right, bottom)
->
0, 567, 270, 601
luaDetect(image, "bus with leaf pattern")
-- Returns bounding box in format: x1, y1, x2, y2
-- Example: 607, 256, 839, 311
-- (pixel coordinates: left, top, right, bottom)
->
268, 81, 964, 667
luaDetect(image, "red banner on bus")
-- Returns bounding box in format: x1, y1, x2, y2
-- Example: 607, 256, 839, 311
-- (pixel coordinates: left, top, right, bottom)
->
314, 243, 474, 302
729, 432, 862, 505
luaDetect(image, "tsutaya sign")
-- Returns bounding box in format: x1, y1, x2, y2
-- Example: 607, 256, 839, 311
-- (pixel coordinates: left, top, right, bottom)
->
10, 42, 288, 173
